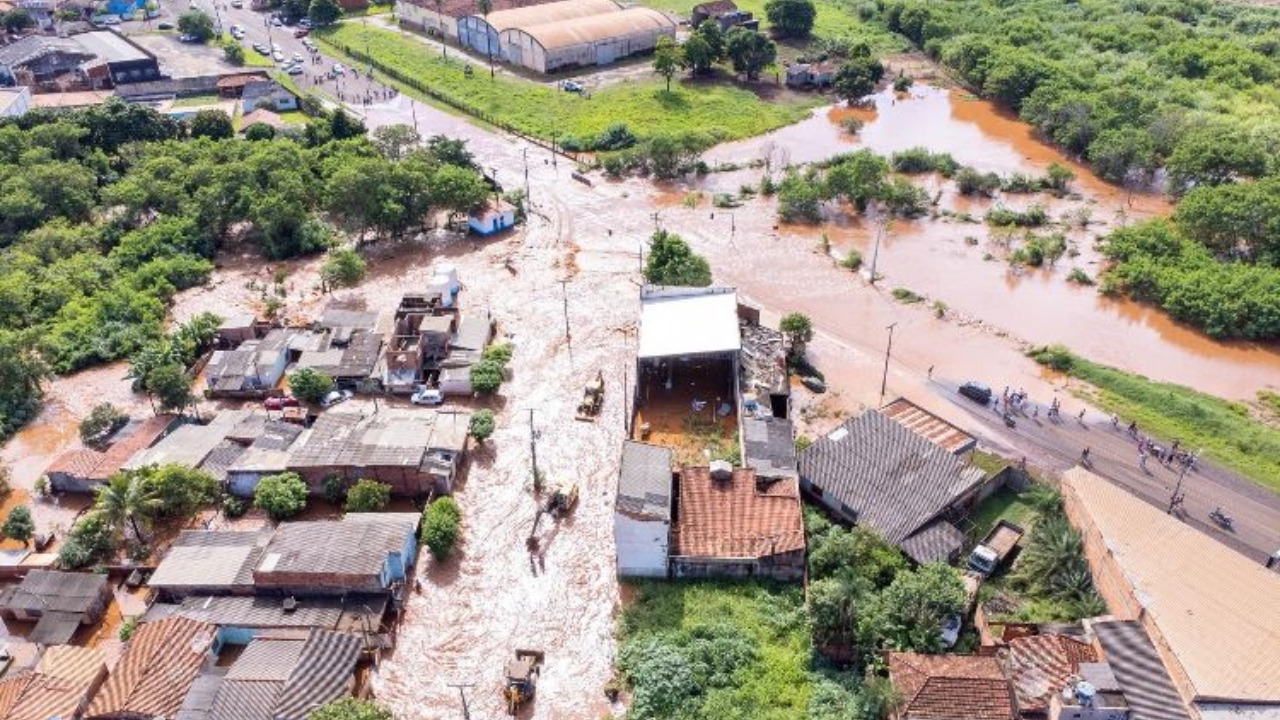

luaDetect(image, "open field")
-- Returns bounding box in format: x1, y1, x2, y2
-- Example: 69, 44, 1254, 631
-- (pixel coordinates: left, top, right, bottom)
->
315, 23, 819, 143
639, 0, 904, 52
1031, 346, 1280, 494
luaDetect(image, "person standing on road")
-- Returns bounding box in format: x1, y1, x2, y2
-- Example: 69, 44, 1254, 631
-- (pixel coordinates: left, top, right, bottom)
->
1139, 451, 1148, 471
1081, 447, 1091, 466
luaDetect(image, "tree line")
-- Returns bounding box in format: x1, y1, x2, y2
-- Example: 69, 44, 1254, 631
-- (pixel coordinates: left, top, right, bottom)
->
0, 100, 491, 442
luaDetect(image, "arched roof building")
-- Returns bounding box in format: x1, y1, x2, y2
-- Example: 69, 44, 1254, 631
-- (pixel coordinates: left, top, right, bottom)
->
501, 6, 675, 72
456, 0, 620, 58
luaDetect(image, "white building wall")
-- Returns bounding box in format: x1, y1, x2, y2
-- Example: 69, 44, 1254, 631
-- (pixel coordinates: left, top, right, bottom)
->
614, 513, 668, 577
397, 1, 458, 38
0, 87, 32, 118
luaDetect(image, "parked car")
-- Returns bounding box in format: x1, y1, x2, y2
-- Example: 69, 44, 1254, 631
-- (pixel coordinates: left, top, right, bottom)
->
157, 20, 174, 29
92, 14, 122, 25
561, 79, 583, 93
230, 0, 243, 6
287, 64, 304, 75
320, 389, 353, 408
411, 387, 444, 406
333, 62, 345, 75
299, 17, 312, 27
271, 16, 282, 26
272, 49, 284, 62
293, 27, 309, 37
959, 381, 992, 405
264, 395, 300, 410
253, 42, 269, 54
178, 33, 198, 42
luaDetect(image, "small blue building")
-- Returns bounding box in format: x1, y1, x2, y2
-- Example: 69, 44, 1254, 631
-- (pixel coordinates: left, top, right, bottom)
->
468, 198, 517, 236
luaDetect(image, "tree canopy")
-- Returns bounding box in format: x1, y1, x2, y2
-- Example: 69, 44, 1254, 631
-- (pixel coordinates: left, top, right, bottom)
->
764, 0, 816, 38
254, 472, 309, 520
177, 10, 215, 42
644, 230, 712, 287
725, 28, 776, 80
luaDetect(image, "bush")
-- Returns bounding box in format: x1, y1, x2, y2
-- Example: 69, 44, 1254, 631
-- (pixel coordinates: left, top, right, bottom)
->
422, 496, 461, 560
289, 367, 334, 403
1067, 268, 1094, 285
986, 205, 1048, 227
321, 247, 367, 289
244, 122, 276, 141
1026, 344, 1076, 372
58, 513, 115, 569
253, 472, 309, 520
119, 617, 138, 641
955, 167, 1001, 197
644, 229, 712, 287
222, 496, 246, 518
310, 699, 395, 720
344, 479, 392, 513
143, 465, 219, 518
469, 409, 495, 442
322, 474, 346, 503
2, 506, 35, 545
889, 147, 958, 176
891, 287, 924, 303
776, 172, 823, 223
223, 40, 245, 65
80, 403, 127, 447
469, 359, 504, 395
481, 342, 513, 367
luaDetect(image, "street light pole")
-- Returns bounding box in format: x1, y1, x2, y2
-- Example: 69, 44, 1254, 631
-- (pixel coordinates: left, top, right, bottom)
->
522, 147, 530, 203
865, 219, 886, 285
879, 322, 897, 407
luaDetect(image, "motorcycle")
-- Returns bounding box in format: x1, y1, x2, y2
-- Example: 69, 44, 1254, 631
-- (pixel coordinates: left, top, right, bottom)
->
1209, 507, 1234, 530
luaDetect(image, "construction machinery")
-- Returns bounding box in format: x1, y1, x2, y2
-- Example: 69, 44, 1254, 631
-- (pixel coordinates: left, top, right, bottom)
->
575, 371, 604, 421
504, 649, 544, 715
526, 482, 579, 552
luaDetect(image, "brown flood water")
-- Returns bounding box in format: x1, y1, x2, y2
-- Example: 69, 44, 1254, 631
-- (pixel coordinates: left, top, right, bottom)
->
695, 85, 1280, 399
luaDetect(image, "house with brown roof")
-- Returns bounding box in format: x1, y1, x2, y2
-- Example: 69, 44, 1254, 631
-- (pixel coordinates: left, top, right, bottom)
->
669, 465, 805, 581
0, 645, 107, 720
1062, 468, 1280, 716
1005, 633, 1098, 716
888, 652, 1015, 720
84, 616, 214, 720
44, 415, 177, 492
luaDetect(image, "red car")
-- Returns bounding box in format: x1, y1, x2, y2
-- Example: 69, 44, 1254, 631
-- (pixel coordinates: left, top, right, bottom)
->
264, 395, 300, 410
293, 27, 309, 38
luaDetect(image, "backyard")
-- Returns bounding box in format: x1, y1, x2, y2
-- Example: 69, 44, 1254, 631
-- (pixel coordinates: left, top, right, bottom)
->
314, 23, 820, 143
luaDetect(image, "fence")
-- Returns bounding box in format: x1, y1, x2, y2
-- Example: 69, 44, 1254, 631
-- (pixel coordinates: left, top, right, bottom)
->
325, 40, 582, 164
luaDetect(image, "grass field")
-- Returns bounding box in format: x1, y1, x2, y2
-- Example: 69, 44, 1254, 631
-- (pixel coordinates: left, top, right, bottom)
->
172, 93, 221, 107
638, 0, 904, 53
1030, 346, 1280, 494
967, 487, 1037, 541
620, 581, 813, 720
315, 24, 819, 142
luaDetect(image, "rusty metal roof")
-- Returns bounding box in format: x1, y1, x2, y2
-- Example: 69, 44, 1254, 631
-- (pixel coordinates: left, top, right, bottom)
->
84, 616, 214, 720
880, 398, 976, 455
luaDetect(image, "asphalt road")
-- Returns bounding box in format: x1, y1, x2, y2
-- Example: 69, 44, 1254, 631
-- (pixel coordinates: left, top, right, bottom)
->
929, 376, 1280, 564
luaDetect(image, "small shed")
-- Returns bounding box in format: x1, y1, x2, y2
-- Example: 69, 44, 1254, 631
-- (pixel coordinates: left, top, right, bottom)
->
0, 570, 112, 629
614, 441, 674, 578
467, 199, 517, 236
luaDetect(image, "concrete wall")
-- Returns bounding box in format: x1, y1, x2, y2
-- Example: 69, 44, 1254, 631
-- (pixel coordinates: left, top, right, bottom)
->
398, 3, 459, 39
614, 514, 668, 577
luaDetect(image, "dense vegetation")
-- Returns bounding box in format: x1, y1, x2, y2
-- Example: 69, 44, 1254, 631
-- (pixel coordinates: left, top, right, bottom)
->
870, 0, 1280, 338
422, 496, 462, 560
0, 100, 490, 442
644, 230, 713, 287
1028, 345, 1280, 493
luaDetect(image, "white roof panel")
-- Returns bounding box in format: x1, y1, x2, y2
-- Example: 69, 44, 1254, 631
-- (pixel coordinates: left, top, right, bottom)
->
638, 288, 740, 359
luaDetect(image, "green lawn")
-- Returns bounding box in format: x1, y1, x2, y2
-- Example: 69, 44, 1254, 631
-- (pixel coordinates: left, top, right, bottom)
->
966, 487, 1037, 542
314, 23, 819, 143
172, 93, 221, 107
1030, 346, 1280, 494
637, 0, 904, 52
620, 581, 813, 720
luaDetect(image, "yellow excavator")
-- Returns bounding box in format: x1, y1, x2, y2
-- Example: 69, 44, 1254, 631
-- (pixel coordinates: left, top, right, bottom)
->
504, 649, 545, 715
526, 482, 579, 552
575, 371, 604, 421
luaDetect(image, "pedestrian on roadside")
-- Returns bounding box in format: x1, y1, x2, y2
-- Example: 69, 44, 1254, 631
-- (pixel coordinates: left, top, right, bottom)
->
1111, 414, 1119, 429
1078, 408, 1086, 422
1139, 451, 1148, 471
927, 365, 934, 380
1081, 447, 1091, 465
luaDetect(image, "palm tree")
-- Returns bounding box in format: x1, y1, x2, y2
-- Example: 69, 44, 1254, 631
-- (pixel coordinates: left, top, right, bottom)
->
1011, 514, 1083, 596
477, 0, 494, 78
93, 473, 162, 543
434, 0, 447, 58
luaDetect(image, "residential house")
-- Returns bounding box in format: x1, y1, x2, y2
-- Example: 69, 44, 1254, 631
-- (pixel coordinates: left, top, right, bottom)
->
143, 594, 387, 651
44, 415, 177, 493
83, 616, 215, 720
614, 440, 674, 578
690, 0, 757, 30
241, 79, 297, 112
215, 72, 269, 98
888, 652, 1016, 720
123, 410, 251, 473
0, 36, 94, 86
1062, 468, 1280, 715
71, 30, 161, 85
0, 86, 31, 118
0, 570, 112, 646
186, 628, 365, 720
880, 397, 978, 455
741, 416, 797, 481
215, 313, 259, 345
147, 530, 272, 600
205, 328, 298, 397
225, 421, 306, 496
437, 311, 493, 396
1006, 633, 1099, 717
285, 409, 471, 495
384, 310, 454, 394
669, 465, 805, 581
252, 513, 420, 596
797, 410, 991, 564
0, 645, 108, 720
784, 60, 836, 88
294, 330, 383, 391
240, 107, 284, 132
467, 198, 517, 235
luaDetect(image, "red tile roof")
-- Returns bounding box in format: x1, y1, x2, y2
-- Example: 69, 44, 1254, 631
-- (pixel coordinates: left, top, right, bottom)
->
46, 416, 174, 483
216, 72, 269, 89
889, 652, 1015, 720
84, 616, 213, 720
670, 466, 804, 560
1007, 634, 1097, 714
44, 448, 105, 478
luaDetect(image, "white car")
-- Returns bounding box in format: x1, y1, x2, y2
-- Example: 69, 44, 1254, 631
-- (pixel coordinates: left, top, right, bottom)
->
333, 62, 345, 75
320, 389, 353, 408
291, 52, 304, 63
286, 64, 304, 75
411, 387, 444, 406
272, 50, 284, 62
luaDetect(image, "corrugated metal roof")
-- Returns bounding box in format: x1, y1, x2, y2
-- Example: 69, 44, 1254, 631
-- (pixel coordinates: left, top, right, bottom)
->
480, 0, 618, 32
209, 677, 277, 720
126, 411, 249, 471
1064, 468, 1280, 704
0, 569, 108, 614
287, 410, 468, 471
256, 514, 418, 582
742, 417, 798, 480
168, 595, 385, 632
85, 616, 214, 720
226, 637, 306, 682
897, 519, 967, 565
175, 668, 226, 720
451, 312, 492, 351
273, 630, 363, 719
513, 5, 674, 51
880, 398, 977, 455
798, 410, 986, 547
671, 467, 804, 559
149, 531, 269, 589
616, 441, 673, 521
1093, 621, 1193, 720
28, 611, 83, 646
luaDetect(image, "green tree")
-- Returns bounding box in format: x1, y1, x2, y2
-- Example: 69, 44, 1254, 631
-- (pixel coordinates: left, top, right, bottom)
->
644, 229, 712, 287
2, 506, 35, 546
725, 27, 776, 80
254, 472, 309, 519
765, 0, 815, 38
244, 123, 276, 141
223, 40, 245, 66
344, 479, 392, 512
189, 110, 234, 140
469, 359, 504, 395
311, 699, 396, 720
1044, 162, 1075, 193
288, 367, 334, 403
139, 464, 220, 518
328, 108, 366, 140
372, 124, 422, 161
1166, 124, 1267, 194
430, 164, 489, 221
826, 150, 888, 212
321, 247, 368, 289
2, 8, 35, 32
695, 20, 725, 61
776, 171, 823, 223
309, 0, 342, 26
833, 57, 885, 103
809, 525, 907, 588
80, 403, 127, 447
145, 363, 194, 415
422, 496, 461, 560
1088, 127, 1157, 187
682, 34, 715, 75
779, 312, 813, 358
0, 332, 48, 441
57, 514, 115, 569
1175, 178, 1280, 263
653, 35, 682, 92
177, 10, 215, 42
94, 472, 162, 541
810, 573, 872, 650
862, 563, 966, 653
469, 409, 495, 442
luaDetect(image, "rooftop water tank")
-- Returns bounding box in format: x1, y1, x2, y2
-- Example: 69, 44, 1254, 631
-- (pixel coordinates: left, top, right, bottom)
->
428, 275, 454, 307
432, 262, 460, 294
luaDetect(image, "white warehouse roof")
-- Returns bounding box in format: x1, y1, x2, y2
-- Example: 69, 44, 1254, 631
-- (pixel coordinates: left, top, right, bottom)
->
514, 6, 675, 51
638, 287, 740, 359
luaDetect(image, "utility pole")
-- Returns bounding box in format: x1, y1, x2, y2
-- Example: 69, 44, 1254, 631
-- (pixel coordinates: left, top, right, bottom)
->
879, 322, 897, 407
559, 279, 573, 364
522, 147, 530, 204
447, 683, 475, 720
865, 220, 885, 285
528, 409, 539, 489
